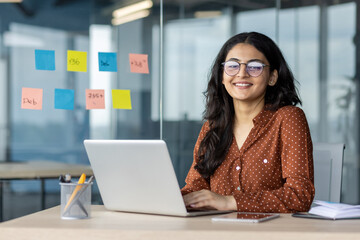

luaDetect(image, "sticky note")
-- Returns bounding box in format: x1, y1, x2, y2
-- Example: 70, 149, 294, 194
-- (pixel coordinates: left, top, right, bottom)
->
67, 50, 87, 72
35, 49, 55, 71
98, 52, 117, 72
112, 89, 132, 109
129, 53, 149, 74
54, 88, 74, 110
21, 87, 43, 110
86, 89, 105, 109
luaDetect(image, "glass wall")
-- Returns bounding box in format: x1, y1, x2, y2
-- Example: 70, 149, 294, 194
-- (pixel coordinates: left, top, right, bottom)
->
327, 2, 357, 203
9, 23, 90, 165
0, 1, 93, 220
161, 0, 359, 204
1, 0, 360, 221
163, 5, 232, 184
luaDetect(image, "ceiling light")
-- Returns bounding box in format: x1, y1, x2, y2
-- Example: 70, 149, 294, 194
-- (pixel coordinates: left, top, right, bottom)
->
112, 9, 150, 26
0, 0, 22, 2
194, 11, 222, 19
3, 31, 44, 47
112, 0, 153, 19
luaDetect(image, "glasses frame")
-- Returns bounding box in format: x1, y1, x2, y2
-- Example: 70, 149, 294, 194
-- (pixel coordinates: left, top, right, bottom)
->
221, 60, 270, 77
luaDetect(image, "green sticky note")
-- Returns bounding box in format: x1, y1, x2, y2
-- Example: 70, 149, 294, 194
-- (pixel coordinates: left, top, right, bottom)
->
112, 89, 132, 109
67, 50, 87, 72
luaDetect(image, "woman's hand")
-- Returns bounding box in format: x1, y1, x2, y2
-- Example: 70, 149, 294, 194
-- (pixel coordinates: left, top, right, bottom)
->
183, 189, 237, 211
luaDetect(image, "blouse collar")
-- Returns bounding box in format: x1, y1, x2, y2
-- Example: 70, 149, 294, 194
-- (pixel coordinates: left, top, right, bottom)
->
252, 105, 276, 127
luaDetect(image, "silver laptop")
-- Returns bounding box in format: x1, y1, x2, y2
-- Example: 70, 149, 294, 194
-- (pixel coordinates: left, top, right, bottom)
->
84, 139, 231, 217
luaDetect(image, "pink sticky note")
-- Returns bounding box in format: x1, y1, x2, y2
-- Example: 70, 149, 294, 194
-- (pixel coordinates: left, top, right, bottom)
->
129, 53, 149, 74
21, 87, 43, 110
86, 89, 105, 109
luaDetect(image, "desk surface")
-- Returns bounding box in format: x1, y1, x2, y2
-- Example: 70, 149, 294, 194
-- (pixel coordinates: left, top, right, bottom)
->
0, 205, 359, 240
0, 160, 93, 179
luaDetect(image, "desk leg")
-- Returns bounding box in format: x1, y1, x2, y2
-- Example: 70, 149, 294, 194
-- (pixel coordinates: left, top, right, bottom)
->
41, 179, 45, 210
0, 181, 3, 222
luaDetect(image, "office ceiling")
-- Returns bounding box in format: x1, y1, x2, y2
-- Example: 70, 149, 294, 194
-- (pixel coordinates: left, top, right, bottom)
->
10, 0, 357, 19
99, 0, 356, 10
0, 0, 355, 32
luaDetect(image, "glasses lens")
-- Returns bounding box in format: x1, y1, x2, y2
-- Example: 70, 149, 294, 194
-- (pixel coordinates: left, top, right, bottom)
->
224, 61, 240, 76
246, 62, 264, 77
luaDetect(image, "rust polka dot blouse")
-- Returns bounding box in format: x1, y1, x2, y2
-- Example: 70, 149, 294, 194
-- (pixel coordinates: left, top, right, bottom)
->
181, 106, 315, 213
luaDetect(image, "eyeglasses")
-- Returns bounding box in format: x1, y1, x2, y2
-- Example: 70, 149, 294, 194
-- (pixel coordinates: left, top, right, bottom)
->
222, 60, 270, 77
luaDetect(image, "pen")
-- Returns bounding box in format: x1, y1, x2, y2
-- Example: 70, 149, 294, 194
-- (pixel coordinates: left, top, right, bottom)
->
63, 176, 94, 216
59, 174, 72, 183
63, 173, 86, 211
59, 175, 65, 183
64, 174, 72, 183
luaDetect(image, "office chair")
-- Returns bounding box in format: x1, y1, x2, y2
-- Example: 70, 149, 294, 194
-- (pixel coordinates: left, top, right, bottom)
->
313, 143, 345, 203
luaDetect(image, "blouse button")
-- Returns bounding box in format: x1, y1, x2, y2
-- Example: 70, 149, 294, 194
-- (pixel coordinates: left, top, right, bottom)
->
236, 166, 240, 171
237, 186, 241, 191
263, 159, 268, 163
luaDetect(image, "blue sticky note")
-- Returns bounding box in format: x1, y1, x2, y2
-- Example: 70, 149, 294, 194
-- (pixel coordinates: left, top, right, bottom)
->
54, 89, 74, 110
35, 49, 55, 71
98, 52, 117, 72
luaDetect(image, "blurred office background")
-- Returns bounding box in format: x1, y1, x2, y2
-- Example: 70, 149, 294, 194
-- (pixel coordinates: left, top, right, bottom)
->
0, 0, 359, 221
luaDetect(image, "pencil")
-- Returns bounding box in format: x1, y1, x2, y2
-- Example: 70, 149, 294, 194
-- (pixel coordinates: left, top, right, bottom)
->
63, 173, 86, 211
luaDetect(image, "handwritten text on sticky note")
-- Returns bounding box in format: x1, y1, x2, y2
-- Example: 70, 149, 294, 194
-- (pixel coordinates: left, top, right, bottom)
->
98, 52, 117, 72
86, 89, 105, 109
129, 53, 149, 74
54, 88, 74, 110
112, 89, 132, 109
67, 50, 87, 72
21, 87, 43, 110
35, 49, 55, 71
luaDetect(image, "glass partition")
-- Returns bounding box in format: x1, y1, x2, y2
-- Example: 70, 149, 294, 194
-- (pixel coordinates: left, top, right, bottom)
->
9, 23, 90, 164
161, 0, 360, 203
162, 4, 234, 185
327, 2, 357, 203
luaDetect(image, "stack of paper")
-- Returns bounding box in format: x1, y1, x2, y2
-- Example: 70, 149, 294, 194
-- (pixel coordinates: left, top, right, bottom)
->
309, 200, 360, 220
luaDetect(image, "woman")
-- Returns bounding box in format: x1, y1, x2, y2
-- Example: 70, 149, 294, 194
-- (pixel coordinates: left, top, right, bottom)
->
181, 32, 314, 213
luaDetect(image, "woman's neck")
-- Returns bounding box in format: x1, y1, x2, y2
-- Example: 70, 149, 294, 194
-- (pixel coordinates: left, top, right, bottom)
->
233, 99, 265, 125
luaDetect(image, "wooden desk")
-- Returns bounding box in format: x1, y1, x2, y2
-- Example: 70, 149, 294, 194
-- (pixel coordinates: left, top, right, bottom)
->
0, 205, 359, 240
0, 160, 93, 221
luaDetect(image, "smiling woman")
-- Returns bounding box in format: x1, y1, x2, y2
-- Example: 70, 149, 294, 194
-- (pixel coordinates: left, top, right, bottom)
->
221, 43, 277, 109
181, 32, 314, 213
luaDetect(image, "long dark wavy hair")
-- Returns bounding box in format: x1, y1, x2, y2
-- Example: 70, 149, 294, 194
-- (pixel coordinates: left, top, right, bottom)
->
195, 32, 302, 179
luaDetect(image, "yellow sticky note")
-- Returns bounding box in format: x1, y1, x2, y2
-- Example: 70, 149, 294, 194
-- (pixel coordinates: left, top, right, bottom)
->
112, 89, 132, 109
67, 50, 87, 72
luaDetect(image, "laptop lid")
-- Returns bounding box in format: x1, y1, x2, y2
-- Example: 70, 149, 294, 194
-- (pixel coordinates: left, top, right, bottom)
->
84, 139, 190, 216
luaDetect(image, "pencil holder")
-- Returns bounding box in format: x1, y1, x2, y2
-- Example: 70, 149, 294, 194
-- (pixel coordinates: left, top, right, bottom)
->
60, 182, 92, 219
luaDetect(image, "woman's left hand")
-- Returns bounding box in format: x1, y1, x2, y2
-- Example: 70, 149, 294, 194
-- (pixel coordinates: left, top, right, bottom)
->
183, 189, 237, 211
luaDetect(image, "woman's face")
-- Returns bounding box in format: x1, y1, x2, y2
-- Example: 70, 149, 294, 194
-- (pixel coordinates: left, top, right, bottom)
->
222, 43, 277, 106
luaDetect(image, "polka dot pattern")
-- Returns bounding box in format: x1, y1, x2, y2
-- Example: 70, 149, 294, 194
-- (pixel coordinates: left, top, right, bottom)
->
181, 106, 315, 213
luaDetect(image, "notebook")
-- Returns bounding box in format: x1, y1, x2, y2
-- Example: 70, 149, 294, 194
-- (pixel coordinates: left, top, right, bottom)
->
83, 139, 231, 217
293, 200, 360, 220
